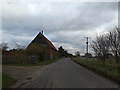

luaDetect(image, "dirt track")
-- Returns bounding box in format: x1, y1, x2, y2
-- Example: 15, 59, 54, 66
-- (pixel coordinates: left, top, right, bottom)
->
2, 65, 46, 88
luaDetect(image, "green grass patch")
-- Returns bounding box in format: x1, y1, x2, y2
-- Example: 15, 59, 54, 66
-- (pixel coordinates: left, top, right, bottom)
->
2, 73, 16, 88
3, 59, 58, 66
73, 57, 120, 83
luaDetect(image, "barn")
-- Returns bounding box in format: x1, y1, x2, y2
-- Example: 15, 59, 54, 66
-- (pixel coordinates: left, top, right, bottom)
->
27, 32, 58, 61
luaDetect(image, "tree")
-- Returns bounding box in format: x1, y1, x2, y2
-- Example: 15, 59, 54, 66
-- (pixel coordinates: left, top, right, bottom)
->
91, 34, 109, 63
107, 27, 120, 64
118, 28, 120, 57
58, 46, 65, 57
91, 27, 120, 64
75, 51, 80, 57
58, 46, 72, 57
0, 42, 8, 51
14, 42, 25, 50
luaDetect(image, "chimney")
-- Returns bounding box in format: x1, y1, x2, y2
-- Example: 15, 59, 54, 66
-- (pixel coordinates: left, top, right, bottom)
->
41, 31, 43, 34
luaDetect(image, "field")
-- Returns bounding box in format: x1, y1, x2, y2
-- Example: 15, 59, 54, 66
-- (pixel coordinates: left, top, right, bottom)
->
73, 57, 120, 83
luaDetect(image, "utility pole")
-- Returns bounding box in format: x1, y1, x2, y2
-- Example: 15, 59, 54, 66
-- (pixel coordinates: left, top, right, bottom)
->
84, 37, 91, 54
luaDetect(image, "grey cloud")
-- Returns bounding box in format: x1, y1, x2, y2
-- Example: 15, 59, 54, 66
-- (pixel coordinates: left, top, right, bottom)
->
2, 2, 118, 54
64, 3, 117, 31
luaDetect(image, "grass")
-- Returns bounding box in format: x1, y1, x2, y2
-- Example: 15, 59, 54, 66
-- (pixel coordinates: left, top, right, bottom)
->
3, 59, 58, 66
72, 57, 120, 83
2, 73, 16, 88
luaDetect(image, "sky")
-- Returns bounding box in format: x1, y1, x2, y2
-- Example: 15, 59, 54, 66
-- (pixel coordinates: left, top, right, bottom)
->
1, 1, 118, 55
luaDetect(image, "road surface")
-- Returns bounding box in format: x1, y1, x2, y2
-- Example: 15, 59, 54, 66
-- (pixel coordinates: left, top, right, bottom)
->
22, 58, 118, 88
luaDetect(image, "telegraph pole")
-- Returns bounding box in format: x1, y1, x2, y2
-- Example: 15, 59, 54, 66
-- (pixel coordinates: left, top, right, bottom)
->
84, 37, 91, 54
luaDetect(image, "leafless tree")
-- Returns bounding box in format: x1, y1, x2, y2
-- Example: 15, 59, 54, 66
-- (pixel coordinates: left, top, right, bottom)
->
0, 42, 8, 51
14, 42, 25, 50
117, 28, 120, 57
107, 27, 120, 63
75, 51, 80, 57
91, 27, 120, 64
91, 34, 109, 63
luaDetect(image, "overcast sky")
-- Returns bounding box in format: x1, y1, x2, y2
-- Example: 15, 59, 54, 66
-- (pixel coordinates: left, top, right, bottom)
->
1, 2, 118, 55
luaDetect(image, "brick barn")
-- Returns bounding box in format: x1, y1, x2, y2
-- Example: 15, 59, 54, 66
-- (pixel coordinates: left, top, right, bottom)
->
27, 32, 58, 60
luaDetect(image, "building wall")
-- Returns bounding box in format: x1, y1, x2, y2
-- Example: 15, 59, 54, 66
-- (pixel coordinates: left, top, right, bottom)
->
45, 46, 58, 59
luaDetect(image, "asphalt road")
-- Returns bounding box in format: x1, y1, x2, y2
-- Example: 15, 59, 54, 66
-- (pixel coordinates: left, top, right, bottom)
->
23, 58, 118, 88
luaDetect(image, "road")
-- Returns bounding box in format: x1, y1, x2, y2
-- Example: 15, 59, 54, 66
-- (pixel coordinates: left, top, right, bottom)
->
22, 58, 118, 88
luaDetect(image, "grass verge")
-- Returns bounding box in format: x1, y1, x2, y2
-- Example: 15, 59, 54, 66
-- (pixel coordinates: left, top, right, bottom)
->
2, 73, 16, 88
72, 57, 120, 84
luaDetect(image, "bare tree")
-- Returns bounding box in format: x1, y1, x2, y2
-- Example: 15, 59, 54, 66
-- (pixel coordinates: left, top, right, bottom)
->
0, 42, 8, 51
14, 42, 25, 50
117, 28, 120, 57
107, 27, 120, 63
75, 51, 80, 57
91, 34, 110, 63
91, 27, 120, 64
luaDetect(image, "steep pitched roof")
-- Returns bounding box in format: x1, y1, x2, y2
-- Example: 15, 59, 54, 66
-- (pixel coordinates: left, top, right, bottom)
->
28, 32, 56, 50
